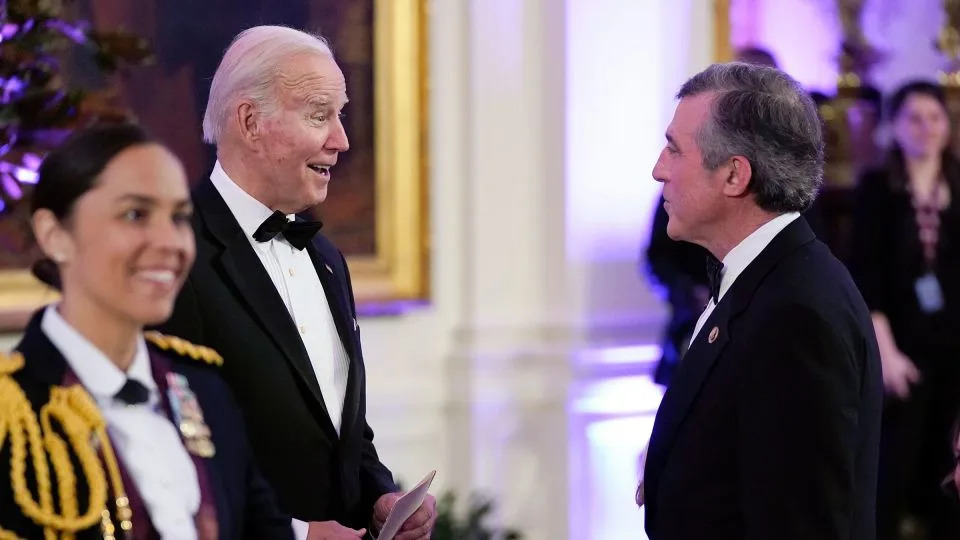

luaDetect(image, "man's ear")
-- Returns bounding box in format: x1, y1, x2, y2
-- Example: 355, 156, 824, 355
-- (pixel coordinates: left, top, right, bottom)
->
235, 101, 262, 148
721, 155, 752, 197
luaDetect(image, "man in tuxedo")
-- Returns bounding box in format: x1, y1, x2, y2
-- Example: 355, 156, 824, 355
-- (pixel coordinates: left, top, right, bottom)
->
159, 25, 436, 540
639, 62, 882, 539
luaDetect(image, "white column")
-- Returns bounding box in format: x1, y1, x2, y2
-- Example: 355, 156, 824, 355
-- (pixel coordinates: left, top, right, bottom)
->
565, 0, 714, 538
448, 2, 573, 538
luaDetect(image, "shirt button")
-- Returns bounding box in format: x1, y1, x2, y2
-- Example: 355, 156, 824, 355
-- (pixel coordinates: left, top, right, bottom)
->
288, 268, 295, 277
299, 325, 306, 335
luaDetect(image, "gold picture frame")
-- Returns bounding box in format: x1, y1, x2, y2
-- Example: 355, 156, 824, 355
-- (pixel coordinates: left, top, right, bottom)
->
0, 271, 55, 331
349, 0, 431, 312
714, 0, 733, 62
0, 0, 430, 330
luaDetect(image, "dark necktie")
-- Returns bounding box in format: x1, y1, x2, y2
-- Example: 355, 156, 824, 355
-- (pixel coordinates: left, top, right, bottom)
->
253, 210, 323, 250
115, 378, 150, 405
705, 254, 724, 305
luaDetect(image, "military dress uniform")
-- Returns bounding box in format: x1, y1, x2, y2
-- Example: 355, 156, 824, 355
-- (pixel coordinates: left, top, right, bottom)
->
0, 307, 293, 540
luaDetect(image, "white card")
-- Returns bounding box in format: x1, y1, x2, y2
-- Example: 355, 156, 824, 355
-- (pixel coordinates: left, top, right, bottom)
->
374, 470, 437, 540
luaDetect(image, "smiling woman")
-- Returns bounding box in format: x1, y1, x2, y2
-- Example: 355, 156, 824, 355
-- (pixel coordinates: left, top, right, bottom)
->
0, 123, 296, 539
29, 124, 195, 326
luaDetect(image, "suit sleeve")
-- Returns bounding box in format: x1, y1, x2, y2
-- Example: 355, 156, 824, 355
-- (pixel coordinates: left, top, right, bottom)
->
737, 303, 861, 540
242, 446, 297, 539
338, 251, 398, 512
213, 379, 295, 539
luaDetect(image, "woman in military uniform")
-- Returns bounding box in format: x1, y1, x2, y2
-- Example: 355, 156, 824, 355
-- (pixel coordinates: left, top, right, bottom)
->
0, 124, 296, 539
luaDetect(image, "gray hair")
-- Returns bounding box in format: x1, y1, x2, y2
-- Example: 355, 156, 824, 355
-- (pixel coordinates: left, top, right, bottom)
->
202, 25, 333, 144
677, 62, 824, 213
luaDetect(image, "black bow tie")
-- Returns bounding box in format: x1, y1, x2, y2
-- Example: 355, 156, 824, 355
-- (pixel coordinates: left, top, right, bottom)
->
115, 378, 150, 405
253, 210, 323, 250
705, 253, 724, 305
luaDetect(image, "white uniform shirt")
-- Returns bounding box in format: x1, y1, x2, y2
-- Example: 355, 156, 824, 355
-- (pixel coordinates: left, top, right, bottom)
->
41, 306, 200, 539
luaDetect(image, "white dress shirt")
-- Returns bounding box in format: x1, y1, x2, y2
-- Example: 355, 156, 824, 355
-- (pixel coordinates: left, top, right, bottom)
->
689, 212, 801, 344
209, 161, 351, 435
41, 306, 200, 540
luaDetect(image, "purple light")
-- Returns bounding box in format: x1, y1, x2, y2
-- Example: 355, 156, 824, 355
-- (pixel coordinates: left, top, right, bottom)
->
14, 166, 37, 184
47, 20, 88, 44
729, 0, 944, 95
21, 152, 41, 171
2, 173, 22, 199
0, 24, 17, 40
356, 299, 430, 317
2, 76, 25, 102
0, 161, 39, 185
0, 133, 16, 155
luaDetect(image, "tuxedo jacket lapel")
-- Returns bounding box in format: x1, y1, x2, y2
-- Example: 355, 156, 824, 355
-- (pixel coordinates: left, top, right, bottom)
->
194, 180, 338, 438
644, 298, 732, 508
305, 245, 357, 361
644, 218, 817, 506
305, 243, 362, 442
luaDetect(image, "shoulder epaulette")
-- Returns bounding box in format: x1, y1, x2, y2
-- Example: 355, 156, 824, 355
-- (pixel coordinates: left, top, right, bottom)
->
143, 331, 223, 367
0, 351, 24, 376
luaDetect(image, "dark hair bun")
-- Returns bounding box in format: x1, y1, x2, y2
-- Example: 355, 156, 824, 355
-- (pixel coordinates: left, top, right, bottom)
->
31, 258, 62, 291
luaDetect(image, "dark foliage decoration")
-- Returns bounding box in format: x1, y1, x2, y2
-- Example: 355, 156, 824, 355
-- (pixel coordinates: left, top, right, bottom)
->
0, 0, 151, 214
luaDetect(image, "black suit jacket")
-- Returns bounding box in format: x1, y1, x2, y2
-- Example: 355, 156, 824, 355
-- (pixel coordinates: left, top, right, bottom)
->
643, 218, 882, 539
159, 179, 396, 526
0, 310, 292, 539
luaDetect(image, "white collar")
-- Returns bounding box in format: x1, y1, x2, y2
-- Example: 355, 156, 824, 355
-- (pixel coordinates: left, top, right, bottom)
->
40, 305, 155, 401
716, 212, 801, 301
209, 160, 294, 240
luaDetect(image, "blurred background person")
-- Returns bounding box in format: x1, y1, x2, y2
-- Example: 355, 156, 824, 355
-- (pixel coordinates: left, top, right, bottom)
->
644, 196, 710, 387
850, 80, 960, 540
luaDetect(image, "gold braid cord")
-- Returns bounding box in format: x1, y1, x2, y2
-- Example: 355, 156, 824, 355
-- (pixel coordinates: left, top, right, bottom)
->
0, 352, 131, 539
143, 331, 223, 367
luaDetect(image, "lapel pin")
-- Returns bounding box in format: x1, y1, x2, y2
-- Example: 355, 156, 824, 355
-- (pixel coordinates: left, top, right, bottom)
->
708, 326, 719, 344
353, 318, 358, 331
324, 263, 333, 274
